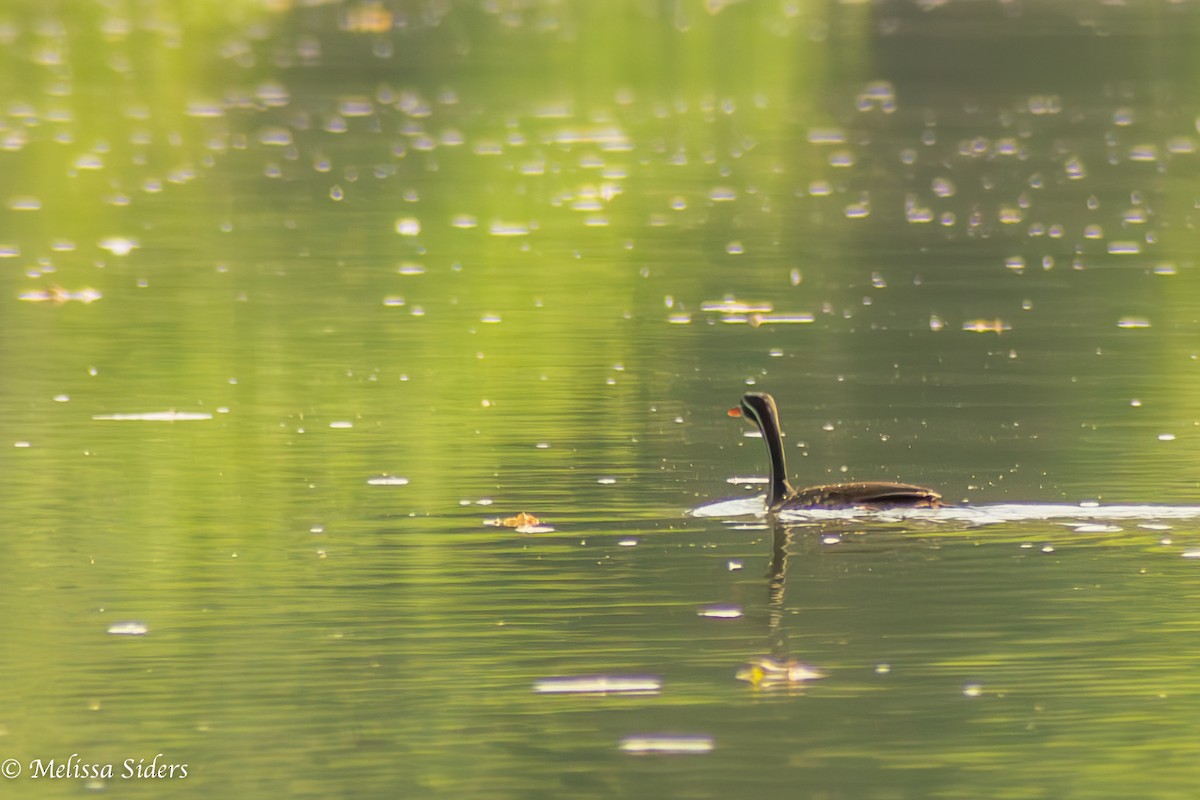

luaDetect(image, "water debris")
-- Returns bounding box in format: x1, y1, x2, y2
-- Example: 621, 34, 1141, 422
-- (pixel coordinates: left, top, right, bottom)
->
106, 621, 149, 636
486, 511, 554, 533
962, 318, 1011, 334
736, 657, 826, 689
533, 675, 661, 695
619, 735, 714, 755
367, 475, 409, 485
19, 287, 102, 304
93, 411, 212, 421
697, 606, 743, 619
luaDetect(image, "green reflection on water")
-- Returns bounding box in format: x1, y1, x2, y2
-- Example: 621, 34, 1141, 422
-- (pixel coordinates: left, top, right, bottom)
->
3, 1, 1200, 798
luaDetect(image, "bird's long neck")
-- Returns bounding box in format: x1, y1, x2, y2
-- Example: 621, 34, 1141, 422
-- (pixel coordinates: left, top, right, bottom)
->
754, 401, 795, 508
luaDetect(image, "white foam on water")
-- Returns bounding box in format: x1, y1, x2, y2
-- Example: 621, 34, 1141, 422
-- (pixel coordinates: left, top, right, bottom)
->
692, 496, 1200, 526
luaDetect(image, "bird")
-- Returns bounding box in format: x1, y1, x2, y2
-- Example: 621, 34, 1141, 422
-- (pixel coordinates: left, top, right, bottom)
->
731, 392, 942, 511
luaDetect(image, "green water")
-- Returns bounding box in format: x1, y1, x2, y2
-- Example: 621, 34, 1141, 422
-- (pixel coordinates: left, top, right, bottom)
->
3, 1, 1200, 797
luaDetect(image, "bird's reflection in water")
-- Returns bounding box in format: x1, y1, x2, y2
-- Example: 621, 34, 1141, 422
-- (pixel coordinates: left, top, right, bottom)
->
733, 521, 829, 691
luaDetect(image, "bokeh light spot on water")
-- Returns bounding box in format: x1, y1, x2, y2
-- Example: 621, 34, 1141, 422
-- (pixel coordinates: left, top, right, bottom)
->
93, 411, 211, 421
807, 180, 833, 196
963, 319, 1011, 334
697, 606, 743, 619
98, 236, 138, 256
1106, 241, 1141, 255
828, 150, 855, 168
1127, 145, 1158, 162
844, 199, 870, 219
807, 128, 846, 144
1116, 317, 1151, 329
489, 221, 530, 236
366, 476, 409, 486
619, 736, 714, 755
7, 196, 42, 211
856, 80, 896, 113
533, 676, 661, 696
257, 127, 293, 146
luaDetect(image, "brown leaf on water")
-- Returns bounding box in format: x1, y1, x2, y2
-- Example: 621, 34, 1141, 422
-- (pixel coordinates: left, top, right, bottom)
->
494, 511, 540, 528
485, 512, 554, 533
736, 657, 826, 689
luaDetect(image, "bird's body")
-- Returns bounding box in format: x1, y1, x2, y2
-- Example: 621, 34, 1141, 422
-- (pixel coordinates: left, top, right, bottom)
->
734, 392, 942, 512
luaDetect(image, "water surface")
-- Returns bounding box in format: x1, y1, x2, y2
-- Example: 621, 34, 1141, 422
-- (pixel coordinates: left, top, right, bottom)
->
2, 1, 1200, 798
